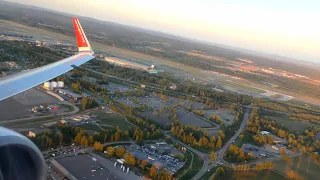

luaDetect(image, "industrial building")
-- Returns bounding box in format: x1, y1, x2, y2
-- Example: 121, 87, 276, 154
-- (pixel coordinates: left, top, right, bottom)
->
56, 89, 82, 100
43, 81, 64, 89
126, 144, 184, 174
51, 154, 118, 180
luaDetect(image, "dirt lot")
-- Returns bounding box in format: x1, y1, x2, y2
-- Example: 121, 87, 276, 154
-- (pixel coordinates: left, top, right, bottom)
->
204, 109, 236, 126
0, 88, 61, 120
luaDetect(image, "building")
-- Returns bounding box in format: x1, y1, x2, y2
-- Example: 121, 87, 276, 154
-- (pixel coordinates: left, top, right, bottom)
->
272, 144, 286, 151
51, 154, 117, 180
260, 131, 270, 136
169, 84, 177, 90
27, 128, 51, 137
56, 89, 82, 100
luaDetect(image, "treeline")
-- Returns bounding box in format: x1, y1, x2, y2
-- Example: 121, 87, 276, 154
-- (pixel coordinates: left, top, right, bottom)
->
0, 40, 68, 68
90, 59, 170, 88
209, 108, 241, 127
104, 146, 173, 180
257, 101, 320, 125
175, 83, 254, 105
81, 97, 99, 110
245, 107, 320, 155
225, 144, 254, 162
171, 120, 224, 150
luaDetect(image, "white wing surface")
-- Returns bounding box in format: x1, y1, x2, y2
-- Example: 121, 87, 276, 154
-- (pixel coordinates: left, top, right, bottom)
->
0, 18, 95, 101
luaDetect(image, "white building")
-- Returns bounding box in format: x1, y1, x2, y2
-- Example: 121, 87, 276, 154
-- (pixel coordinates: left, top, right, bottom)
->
260, 131, 270, 136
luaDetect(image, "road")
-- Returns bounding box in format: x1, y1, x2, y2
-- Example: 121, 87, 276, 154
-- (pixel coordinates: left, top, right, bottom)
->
192, 106, 252, 180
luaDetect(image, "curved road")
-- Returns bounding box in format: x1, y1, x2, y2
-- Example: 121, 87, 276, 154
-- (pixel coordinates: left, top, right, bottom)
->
192, 106, 251, 180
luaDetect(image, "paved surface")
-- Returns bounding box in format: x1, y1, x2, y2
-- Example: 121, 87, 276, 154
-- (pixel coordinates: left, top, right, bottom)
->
89, 152, 143, 180
55, 154, 118, 180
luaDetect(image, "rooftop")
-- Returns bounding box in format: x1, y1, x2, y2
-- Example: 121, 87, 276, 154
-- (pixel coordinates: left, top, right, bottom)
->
56, 88, 82, 98
54, 154, 117, 180
29, 128, 51, 134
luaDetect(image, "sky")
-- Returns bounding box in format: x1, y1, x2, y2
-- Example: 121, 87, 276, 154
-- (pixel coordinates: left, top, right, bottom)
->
8, 0, 320, 63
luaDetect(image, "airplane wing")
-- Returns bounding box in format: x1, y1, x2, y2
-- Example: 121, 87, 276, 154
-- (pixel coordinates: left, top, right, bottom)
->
0, 18, 95, 101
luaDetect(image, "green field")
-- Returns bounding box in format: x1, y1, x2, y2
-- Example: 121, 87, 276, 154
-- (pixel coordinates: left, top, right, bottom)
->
217, 79, 266, 94
180, 151, 204, 180
199, 166, 218, 180
93, 112, 133, 130
78, 123, 103, 131
221, 170, 288, 180
1, 116, 58, 128
58, 103, 75, 112
272, 155, 320, 180
262, 115, 314, 134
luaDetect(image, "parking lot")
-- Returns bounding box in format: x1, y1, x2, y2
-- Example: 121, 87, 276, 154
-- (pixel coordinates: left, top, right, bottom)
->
127, 144, 185, 174
103, 83, 133, 94
241, 144, 272, 158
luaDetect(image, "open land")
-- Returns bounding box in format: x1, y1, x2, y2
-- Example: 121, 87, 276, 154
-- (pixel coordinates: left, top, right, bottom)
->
0, 88, 64, 120
116, 93, 214, 128
91, 111, 132, 130
227, 170, 289, 180
141, 109, 213, 128
167, 96, 207, 110
262, 114, 319, 134
204, 109, 236, 126
272, 155, 320, 180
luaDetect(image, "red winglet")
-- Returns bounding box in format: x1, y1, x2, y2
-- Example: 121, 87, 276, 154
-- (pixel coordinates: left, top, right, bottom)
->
73, 18, 92, 53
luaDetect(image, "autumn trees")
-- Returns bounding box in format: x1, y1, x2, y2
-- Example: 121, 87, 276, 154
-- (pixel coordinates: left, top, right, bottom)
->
171, 120, 220, 150
106, 146, 115, 156
124, 152, 136, 166
225, 144, 254, 163
209, 151, 217, 161
81, 96, 98, 110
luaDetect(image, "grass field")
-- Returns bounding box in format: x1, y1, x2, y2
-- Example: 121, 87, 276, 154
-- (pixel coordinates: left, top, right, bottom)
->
217, 79, 266, 94
262, 115, 315, 134
1, 116, 58, 128
220, 170, 288, 180
199, 166, 218, 180
180, 151, 204, 180
93, 111, 133, 130
78, 123, 102, 131
272, 155, 320, 180
59, 103, 75, 113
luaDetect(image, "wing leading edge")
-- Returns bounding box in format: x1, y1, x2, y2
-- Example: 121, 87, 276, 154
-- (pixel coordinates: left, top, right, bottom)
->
0, 18, 95, 101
